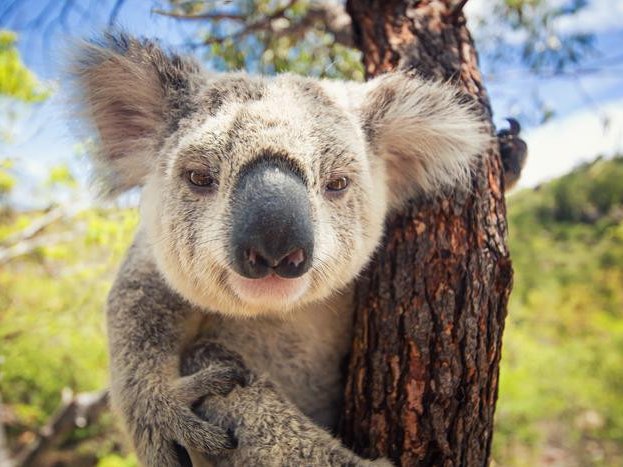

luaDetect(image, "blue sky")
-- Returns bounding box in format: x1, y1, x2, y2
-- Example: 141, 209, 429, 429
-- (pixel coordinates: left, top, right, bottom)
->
2, 0, 623, 206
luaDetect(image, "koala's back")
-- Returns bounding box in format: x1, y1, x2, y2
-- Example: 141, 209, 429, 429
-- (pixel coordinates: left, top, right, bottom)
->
196, 288, 355, 429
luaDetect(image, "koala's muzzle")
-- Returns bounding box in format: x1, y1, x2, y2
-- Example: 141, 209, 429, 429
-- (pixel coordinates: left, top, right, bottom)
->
230, 159, 314, 279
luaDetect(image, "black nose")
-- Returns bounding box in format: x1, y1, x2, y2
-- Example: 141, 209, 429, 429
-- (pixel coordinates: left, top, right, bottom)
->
230, 158, 314, 279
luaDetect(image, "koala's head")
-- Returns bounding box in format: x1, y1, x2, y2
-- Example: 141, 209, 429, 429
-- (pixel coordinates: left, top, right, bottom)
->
75, 34, 489, 317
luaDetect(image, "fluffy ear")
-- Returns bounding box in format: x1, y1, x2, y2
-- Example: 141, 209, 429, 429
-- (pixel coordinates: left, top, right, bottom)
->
359, 73, 491, 208
72, 33, 200, 197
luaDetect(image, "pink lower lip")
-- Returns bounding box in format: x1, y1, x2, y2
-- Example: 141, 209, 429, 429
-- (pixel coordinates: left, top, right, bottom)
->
229, 273, 309, 304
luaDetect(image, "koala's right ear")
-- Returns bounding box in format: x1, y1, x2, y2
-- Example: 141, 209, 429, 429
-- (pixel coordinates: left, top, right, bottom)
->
73, 33, 200, 197
355, 73, 490, 208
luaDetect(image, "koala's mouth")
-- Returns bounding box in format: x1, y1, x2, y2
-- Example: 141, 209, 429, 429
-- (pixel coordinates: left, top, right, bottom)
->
228, 272, 310, 306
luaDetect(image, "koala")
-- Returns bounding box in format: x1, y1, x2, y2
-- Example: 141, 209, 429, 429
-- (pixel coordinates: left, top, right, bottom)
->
73, 33, 490, 466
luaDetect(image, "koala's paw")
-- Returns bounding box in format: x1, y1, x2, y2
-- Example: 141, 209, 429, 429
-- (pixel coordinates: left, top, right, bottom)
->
129, 346, 250, 466
189, 378, 393, 467
175, 358, 249, 405
131, 394, 239, 467
497, 117, 527, 191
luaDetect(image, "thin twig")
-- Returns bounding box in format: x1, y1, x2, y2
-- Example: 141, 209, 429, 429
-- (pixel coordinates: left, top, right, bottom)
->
13, 389, 109, 467
0, 229, 84, 265
0, 395, 13, 467
108, 0, 126, 27
450, 0, 469, 16
152, 9, 245, 21
200, 0, 296, 44
193, 0, 353, 47
1, 206, 69, 246
159, 0, 353, 48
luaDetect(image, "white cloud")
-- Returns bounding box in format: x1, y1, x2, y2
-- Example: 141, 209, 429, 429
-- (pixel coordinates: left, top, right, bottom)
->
464, 0, 487, 20
555, 0, 623, 34
466, 0, 623, 34
516, 98, 623, 189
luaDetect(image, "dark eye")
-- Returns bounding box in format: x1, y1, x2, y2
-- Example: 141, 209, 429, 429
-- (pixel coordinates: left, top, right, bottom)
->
325, 176, 350, 193
188, 170, 216, 189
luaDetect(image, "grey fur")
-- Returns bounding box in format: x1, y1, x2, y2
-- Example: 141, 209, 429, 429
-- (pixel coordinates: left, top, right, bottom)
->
74, 33, 489, 466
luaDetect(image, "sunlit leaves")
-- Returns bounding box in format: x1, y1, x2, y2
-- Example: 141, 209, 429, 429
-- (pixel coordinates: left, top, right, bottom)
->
0, 29, 50, 203
0, 207, 138, 457
172, 0, 364, 80
0, 159, 15, 197
481, 0, 595, 74
0, 30, 49, 103
47, 164, 78, 189
495, 155, 623, 465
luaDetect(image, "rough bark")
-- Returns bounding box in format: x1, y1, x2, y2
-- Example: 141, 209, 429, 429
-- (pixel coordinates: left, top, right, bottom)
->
340, 1, 513, 466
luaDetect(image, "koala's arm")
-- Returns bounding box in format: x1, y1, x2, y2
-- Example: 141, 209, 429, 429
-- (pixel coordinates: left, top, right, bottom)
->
107, 235, 245, 466
182, 341, 391, 467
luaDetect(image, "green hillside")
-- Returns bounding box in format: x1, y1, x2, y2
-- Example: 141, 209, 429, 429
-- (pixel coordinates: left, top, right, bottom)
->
494, 156, 623, 466
1, 157, 622, 466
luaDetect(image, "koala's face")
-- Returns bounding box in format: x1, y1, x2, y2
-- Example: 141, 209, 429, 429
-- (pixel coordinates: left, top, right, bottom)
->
140, 75, 388, 315
75, 34, 489, 316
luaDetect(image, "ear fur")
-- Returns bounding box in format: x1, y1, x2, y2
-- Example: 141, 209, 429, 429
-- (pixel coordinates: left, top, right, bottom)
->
72, 32, 200, 197
360, 73, 491, 208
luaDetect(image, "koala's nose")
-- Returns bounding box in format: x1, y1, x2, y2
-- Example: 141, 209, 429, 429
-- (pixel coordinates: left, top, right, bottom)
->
245, 246, 309, 279
230, 158, 314, 280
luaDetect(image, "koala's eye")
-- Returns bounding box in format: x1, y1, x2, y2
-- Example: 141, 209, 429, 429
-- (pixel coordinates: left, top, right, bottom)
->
325, 176, 350, 193
187, 170, 216, 189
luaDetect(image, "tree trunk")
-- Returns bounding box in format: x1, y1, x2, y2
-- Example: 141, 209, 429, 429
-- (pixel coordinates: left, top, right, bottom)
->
340, 1, 513, 466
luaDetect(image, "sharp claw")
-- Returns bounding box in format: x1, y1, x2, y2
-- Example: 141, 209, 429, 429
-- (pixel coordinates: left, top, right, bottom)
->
173, 442, 193, 467
225, 428, 238, 449
235, 369, 250, 388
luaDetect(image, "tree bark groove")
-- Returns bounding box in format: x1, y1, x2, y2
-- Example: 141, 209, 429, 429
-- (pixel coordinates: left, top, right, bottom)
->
340, 1, 513, 466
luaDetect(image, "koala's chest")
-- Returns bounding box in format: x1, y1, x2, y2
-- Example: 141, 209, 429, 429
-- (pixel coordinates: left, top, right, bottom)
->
200, 288, 355, 428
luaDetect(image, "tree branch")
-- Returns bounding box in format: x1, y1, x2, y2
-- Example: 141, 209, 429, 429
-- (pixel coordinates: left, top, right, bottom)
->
151, 9, 245, 21
156, 1, 353, 48
0, 230, 84, 265
13, 389, 109, 467
1, 206, 68, 246
108, 0, 126, 26
0, 395, 13, 467
198, 0, 297, 44
275, 2, 353, 47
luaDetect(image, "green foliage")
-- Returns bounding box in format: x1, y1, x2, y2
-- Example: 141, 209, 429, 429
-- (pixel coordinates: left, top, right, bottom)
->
0, 30, 49, 103
3, 158, 623, 465
494, 156, 623, 466
502, 0, 592, 72
470, 0, 597, 124
0, 207, 138, 461
548, 157, 623, 223
169, 0, 364, 80
47, 164, 78, 189
479, 0, 594, 74
97, 453, 139, 467
0, 159, 15, 197
1, 1, 620, 464
0, 29, 50, 204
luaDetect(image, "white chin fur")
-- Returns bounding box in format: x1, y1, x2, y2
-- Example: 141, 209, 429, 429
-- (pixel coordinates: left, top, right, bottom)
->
228, 272, 310, 309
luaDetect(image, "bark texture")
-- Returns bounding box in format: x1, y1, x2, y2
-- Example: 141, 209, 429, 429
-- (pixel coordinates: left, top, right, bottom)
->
340, 1, 513, 466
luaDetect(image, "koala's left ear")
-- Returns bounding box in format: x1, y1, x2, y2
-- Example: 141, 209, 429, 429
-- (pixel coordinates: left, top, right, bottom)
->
72, 32, 200, 197
359, 73, 491, 208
